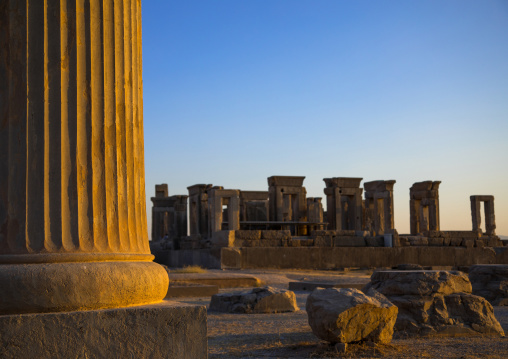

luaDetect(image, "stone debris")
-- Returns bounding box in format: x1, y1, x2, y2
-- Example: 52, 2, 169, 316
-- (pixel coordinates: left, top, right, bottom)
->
364, 270, 505, 337
469, 265, 508, 306
209, 287, 299, 314
306, 287, 398, 344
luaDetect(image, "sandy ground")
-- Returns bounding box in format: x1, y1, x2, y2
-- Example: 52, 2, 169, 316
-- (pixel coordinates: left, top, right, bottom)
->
171, 269, 508, 359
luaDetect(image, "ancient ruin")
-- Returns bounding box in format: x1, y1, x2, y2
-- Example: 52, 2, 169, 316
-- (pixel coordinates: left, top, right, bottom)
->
151, 176, 505, 270
0, 2, 206, 357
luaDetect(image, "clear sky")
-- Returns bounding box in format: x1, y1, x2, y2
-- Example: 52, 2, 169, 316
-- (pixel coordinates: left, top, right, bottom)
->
141, 0, 508, 238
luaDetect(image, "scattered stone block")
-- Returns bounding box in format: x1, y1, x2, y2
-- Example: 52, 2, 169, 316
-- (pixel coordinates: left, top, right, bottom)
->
449, 237, 462, 246
469, 265, 508, 306
306, 287, 397, 344
364, 270, 504, 337
288, 282, 366, 292
209, 287, 299, 314
335, 342, 348, 353
334, 236, 366, 247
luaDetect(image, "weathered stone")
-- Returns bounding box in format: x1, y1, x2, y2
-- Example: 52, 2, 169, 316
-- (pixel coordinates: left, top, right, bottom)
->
235, 230, 261, 240
209, 287, 299, 314
396, 264, 424, 270
449, 237, 463, 246
469, 265, 508, 306
0, 302, 207, 359
365, 236, 384, 247
306, 288, 397, 344
365, 270, 504, 337
365, 270, 472, 296
211, 230, 235, 247
462, 239, 474, 249
261, 230, 292, 240
475, 239, 485, 248
334, 236, 366, 247
408, 236, 429, 246
313, 236, 331, 247
428, 237, 444, 246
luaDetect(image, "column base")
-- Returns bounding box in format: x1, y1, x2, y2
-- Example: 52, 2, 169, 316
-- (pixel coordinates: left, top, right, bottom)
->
0, 300, 207, 359
0, 261, 169, 314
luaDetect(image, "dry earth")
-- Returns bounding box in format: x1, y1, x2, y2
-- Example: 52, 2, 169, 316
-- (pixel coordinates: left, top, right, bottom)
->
172, 269, 508, 359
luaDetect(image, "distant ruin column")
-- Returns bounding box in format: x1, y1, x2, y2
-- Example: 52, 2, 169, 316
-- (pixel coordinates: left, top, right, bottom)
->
323, 177, 363, 231
364, 180, 396, 235
188, 184, 212, 238
470, 195, 496, 235
0, 0, 167, 315
409, 181, 441, 235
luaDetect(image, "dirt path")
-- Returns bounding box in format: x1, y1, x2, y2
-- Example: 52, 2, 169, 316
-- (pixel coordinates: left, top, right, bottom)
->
173, 269, 508, 358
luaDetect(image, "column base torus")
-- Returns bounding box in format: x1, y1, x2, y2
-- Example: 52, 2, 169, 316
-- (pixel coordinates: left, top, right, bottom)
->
0, 261, 169, 315
0, 301, 208, 359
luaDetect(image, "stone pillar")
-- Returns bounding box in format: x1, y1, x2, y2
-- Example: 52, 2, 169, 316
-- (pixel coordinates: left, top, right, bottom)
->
187, 184, 212, 238
307, 198, 324, 223
470, 195, 496, 235
364, 180, 396, 235
409, 181, 441, 235
323, 177, 363, 231
0, 0, 167, 315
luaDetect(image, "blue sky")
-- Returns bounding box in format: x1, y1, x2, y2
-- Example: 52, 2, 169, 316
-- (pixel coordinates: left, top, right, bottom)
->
141, 0, 508, 237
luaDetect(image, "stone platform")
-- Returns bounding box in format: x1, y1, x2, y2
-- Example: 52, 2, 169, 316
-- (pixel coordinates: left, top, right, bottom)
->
0, 301, 207, 359
160, 246, 508, 270
168, 272, 263, 288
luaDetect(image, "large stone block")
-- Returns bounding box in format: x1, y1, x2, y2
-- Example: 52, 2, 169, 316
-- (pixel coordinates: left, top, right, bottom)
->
469, 265, 508, 306
0, 301, 207, 359
306, 288, 397, 344
261, 230, 291, 240
235, 230, 261, 240
334, 236, 366, 247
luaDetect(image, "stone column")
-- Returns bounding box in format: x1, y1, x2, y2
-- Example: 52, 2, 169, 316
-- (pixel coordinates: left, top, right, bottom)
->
0, 0, 167, 315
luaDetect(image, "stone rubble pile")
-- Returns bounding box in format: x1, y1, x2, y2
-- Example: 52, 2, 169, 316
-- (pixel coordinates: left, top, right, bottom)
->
364, 270, 505, 337
469, 265, 508, 306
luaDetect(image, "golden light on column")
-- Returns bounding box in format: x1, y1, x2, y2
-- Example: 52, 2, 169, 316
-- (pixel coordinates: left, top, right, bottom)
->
0, 0, 167, 314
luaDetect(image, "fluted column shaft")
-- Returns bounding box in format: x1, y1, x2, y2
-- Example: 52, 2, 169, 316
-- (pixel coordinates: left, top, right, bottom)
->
0, 0, 149, 264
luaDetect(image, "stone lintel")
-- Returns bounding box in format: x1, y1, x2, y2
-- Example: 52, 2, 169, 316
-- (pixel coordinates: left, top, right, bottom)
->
187, 184, 213, 196
471, 195, 494, 202
364, 180, 396, 192
0, 301, 207, 359
151, 195, 188, 207
240, 191, 269, 201
323, 177, 363, 188
267, 176, 306, 187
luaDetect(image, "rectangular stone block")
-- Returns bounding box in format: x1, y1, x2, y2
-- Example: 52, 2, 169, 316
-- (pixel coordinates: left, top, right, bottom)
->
314, 236, 332, 247
336, 230, 356, 236
450, 237, 463, 246
292, 239, 315, 247
235, 230, 261, 240
408, 236, 428, 246
211, 230, 235, 247
261, 230, 291, 240
428, 237, 444, 246
475, 239, 485, 248
462, 239, 474, 249
311, 230, 337, 237
0, 302, 207, 359
365, 236, 384, 247
333, 236, 366, 247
